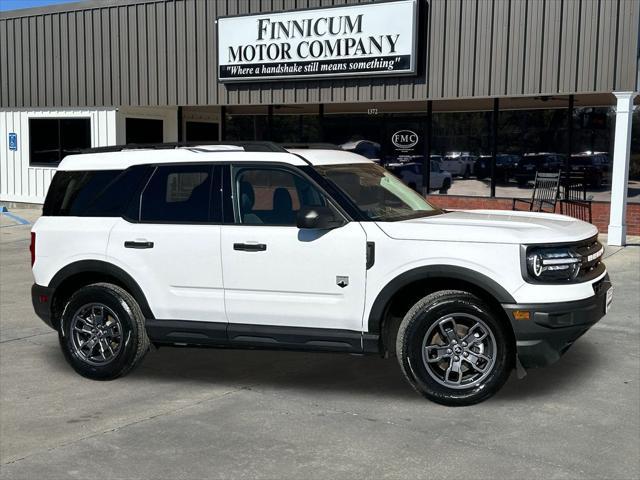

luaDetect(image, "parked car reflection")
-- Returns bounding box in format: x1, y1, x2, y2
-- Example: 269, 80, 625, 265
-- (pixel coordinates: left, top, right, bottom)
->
386, 160, 453, 194
513, 153, 566, 186
474, 154, 521, 182
570, 151, 610, 188
441, 152, 477, 178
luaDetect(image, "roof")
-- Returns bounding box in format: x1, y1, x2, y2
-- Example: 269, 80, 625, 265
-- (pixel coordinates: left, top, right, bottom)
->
56, 146, 372, 171
287, 149, 373, 166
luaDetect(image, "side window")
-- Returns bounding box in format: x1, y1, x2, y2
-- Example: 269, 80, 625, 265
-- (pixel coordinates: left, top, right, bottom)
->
140, 164, 215, 223
235, 167, 328, 226
43, 170, 121, 216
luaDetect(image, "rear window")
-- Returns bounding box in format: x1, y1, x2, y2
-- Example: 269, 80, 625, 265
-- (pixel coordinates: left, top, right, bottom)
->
43, 167, 149, 217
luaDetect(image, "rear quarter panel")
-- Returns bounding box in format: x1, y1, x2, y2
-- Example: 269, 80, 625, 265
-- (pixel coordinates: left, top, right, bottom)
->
31, 217, 119, 286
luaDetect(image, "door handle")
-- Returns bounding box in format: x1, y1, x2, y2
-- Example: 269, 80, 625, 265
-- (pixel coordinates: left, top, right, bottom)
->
124, 241, 154, 249
233, 242, 267, 252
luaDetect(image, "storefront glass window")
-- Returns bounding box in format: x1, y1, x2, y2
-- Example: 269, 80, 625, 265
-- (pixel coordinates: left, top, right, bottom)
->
431, 111, 492, 197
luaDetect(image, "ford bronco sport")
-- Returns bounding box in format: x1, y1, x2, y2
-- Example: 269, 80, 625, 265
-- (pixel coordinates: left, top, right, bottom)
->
31, 142, 612, 406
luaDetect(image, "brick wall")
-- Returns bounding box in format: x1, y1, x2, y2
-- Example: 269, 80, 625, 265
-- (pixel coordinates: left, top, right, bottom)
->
426, 195, 640, 236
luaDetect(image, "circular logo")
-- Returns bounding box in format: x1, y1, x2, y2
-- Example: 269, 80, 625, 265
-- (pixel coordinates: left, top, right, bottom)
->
392, 130, 419, 150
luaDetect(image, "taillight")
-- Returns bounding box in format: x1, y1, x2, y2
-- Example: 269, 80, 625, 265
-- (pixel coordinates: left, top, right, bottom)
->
30, 232, 35, 266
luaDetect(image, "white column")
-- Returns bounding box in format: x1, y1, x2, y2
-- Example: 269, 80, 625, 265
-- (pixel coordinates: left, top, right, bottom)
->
608, 92, 637, 246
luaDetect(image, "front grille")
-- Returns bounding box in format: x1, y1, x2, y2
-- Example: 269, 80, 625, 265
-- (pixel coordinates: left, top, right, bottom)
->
573, 237, 604, 279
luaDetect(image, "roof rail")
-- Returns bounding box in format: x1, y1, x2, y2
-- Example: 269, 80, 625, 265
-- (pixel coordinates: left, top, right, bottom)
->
81, 141, 287, 154
281, 143, 343, 150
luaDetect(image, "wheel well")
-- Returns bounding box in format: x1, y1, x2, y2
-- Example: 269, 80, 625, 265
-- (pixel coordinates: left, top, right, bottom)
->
50, 272, 131, 328
378, 277, 515, 356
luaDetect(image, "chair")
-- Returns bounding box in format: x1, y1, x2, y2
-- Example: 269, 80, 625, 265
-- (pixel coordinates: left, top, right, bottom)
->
559, 172, 593, 222
512, 171, 561, 213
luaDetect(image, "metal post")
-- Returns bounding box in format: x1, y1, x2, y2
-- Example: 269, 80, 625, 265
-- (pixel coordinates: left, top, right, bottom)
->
267, 105, 274, 140
219, 106, 226, 141
566, 94, 574, 172
177, 106, 183, 142
490, 98, 499, 197
422, 100, 432, 196
319, 104, 325, 141
608, 92, 637, 246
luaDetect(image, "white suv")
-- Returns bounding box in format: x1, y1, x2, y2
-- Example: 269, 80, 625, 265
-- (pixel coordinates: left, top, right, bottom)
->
31, 143, 612, 406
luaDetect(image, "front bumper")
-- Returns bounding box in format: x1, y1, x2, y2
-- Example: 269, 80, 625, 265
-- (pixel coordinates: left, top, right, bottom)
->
31, 283, 56, 330
502, 274, 612, 368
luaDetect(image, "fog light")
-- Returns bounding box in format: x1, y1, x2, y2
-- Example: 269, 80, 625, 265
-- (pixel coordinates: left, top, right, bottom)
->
513, 310, 530, 321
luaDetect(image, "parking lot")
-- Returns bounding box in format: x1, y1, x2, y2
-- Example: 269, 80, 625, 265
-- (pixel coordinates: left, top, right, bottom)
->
1, 207, 639, 479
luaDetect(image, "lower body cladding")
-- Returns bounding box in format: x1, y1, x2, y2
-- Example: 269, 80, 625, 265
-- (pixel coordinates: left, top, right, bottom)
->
502, 274, 612, 368
145, 320, 381, 354
32, 276, 612, 369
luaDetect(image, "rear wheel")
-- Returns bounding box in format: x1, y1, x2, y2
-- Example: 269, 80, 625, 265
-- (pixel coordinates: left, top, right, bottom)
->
396, 290, 513, 406
59, 283, 149, 380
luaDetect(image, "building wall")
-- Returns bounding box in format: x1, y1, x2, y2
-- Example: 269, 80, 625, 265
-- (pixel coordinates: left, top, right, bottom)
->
0, 108, 117, 203
0, 0, 638, 109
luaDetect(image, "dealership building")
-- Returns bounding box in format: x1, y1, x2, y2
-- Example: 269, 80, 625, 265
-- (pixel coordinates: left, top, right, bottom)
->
1, 0, 639, 243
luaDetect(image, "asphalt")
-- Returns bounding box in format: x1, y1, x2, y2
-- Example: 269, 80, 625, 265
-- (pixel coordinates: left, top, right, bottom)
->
1, 207, 639, 479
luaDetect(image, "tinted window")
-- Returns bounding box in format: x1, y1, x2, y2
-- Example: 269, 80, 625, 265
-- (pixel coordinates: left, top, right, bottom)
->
126, 118, 163, 144
44, 170, 118, 216
84, 166, 151, 217
235, 168, 327, 225
29, 118, 91, 166
140, 165, 213, 223
186, 121, 219, 142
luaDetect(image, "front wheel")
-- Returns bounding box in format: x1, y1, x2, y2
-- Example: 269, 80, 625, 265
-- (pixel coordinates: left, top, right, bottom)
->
396, 290, 514, 406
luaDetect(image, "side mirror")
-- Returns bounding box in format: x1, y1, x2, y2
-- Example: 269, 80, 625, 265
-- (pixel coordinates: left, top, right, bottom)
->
296, 206, 343, 230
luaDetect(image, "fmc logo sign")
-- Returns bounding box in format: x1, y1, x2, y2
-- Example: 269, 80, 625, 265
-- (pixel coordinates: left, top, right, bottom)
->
391, 130, 419, 150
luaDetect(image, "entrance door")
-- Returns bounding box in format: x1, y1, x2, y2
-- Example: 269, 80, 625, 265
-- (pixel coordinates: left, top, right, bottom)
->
221, 164, 368, 336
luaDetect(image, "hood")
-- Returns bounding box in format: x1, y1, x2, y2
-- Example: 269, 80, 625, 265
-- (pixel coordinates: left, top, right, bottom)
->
376, 209, 598, 245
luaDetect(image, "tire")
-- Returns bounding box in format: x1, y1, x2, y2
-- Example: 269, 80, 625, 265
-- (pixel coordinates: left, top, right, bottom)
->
396, 290, 514, 406
438, 179, 451, 194
58, 283, 149, 380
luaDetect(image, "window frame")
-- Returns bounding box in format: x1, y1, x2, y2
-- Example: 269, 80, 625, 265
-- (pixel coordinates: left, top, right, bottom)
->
132, 163, 223, 225
29, 117, 92, 167
228, 162, 350, 227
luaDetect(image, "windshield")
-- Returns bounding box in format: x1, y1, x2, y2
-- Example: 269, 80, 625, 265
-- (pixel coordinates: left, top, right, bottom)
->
315, 163, 441, 221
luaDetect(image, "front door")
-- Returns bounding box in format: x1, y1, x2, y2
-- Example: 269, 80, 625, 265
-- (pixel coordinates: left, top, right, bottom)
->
221, 164, 368, 336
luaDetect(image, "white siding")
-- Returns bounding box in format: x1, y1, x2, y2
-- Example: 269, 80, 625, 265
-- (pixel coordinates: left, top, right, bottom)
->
0, 108, 117, 204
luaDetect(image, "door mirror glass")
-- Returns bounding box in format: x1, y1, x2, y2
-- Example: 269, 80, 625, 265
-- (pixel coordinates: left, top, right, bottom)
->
296, 206, 343, 230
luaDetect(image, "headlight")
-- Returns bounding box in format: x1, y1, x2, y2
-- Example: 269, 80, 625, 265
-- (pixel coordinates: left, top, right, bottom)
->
526, 247, 582, 281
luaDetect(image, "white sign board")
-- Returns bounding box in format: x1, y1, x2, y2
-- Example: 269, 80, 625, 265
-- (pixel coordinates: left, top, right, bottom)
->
217, 0, 418, 82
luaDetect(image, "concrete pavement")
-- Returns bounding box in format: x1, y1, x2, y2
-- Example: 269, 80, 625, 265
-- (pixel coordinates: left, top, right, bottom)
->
1, 208, 639, 479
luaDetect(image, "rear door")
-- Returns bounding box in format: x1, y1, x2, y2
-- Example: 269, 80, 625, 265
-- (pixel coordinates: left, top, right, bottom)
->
107, 163, 226, 329
220, 164, 368, 336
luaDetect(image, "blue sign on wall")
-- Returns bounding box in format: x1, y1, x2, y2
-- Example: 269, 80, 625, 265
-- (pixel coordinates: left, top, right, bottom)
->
8, 133, 17, 151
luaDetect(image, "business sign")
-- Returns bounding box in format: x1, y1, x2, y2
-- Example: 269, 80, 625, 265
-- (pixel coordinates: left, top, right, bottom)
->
217, 0, 418, 82
8, 133, 17, 151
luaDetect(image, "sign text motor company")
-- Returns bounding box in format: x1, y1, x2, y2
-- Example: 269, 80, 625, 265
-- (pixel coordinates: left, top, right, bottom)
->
217, 0, 417, 82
